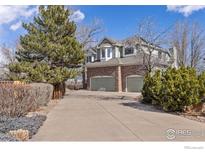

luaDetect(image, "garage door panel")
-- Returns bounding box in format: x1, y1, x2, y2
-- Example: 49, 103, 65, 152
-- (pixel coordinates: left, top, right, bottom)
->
91, 76, 115, 91
127, 76, 143, 92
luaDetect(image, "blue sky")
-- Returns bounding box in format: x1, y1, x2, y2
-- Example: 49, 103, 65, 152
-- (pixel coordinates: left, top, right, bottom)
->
1, 5, 205, 47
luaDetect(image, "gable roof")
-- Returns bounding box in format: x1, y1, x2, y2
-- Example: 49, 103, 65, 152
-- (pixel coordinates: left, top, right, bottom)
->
121, 36, 146, 47
86, 47, 97, 56
97, 37, 122, 47
122, 36, 170, 54
97, 36, 169, 55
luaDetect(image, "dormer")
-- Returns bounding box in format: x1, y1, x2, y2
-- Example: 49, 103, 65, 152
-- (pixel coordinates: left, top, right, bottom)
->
96, 37, 122, 61
86, 48, 97, 63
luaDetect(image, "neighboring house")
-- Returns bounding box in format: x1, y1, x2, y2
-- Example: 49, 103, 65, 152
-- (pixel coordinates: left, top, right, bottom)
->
85, 37, 175, 92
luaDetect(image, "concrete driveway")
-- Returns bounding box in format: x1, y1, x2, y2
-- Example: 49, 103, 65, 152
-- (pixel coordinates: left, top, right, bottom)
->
32, 90, 205, 141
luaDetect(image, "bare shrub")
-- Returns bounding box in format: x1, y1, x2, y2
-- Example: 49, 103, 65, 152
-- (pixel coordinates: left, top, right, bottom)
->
0, 83, 38, 117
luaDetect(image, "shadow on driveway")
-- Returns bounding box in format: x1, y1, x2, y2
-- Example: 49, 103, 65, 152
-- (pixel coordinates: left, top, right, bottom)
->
120, 102, 165, 113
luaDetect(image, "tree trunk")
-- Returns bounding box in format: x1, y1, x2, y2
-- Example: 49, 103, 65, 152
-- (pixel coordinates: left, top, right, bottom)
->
82, 64, 87, 89
52, 82, 66, 99
62, 82, 66, 96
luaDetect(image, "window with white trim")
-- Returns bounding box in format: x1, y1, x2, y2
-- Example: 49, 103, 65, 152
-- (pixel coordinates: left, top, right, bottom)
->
125, 47, 134, 55
87, 56, 92, 63
107, 48, 112, 58
101, 49, 105, 58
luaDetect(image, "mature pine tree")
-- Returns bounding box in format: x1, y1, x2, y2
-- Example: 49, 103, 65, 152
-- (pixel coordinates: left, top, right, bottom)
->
9, 6, 84, 99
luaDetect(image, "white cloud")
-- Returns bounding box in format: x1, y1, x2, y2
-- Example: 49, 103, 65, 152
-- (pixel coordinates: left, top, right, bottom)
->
70, 10, 85, 22
0, 6, 38, 25
10, 21, 22, 31
23, 6, 38, 17
167, 5, 205, 17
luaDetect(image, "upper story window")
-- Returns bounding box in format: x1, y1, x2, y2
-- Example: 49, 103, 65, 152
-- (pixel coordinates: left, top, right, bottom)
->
87, 56, 92, 63
125, 47, 134, 55
87, 54, 96, 63
101, 47, 112, 60
101, 49, 106, 58
107, 48, 112, 58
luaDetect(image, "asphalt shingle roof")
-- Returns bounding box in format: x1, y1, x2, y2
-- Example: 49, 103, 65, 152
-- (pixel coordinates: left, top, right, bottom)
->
86, 53, 145, 68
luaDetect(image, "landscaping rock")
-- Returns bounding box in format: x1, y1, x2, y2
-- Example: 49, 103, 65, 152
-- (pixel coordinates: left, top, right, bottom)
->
8, 129, 29, 141
30, 83, 54, 106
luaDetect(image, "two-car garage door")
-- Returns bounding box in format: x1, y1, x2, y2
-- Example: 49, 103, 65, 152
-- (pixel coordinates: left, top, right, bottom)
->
90, 76, 115, 91
90, 75, 144, 92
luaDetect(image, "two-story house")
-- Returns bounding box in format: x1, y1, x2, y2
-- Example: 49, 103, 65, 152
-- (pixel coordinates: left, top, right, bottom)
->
85, 37, 174, 92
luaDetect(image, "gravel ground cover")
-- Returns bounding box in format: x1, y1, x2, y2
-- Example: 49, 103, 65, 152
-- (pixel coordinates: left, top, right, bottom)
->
0, 115, 46, 141
0, 132, 18, 141
0, 99, 58, 141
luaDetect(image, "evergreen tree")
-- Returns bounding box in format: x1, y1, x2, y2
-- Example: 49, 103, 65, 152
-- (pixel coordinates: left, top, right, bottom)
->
9, 6, 84, 98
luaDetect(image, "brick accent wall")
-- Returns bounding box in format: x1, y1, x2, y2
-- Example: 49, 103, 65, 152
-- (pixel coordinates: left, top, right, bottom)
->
121, 65, 146, 92
87, 66, 118, 91
117, 66, 122, 92
87, 64, 146, 92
